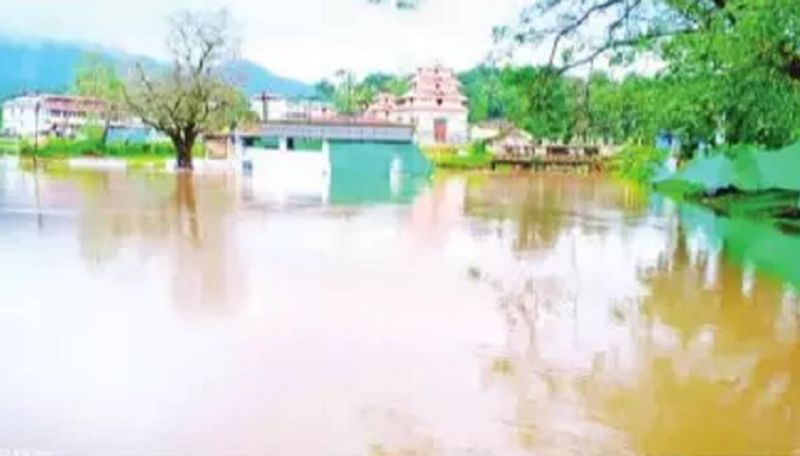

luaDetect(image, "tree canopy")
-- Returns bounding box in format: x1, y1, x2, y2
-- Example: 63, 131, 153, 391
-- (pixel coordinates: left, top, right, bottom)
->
313, 71, 410, 115
124, 9, 249, 169
72, 54, 126, 142
375, 0, 800, 151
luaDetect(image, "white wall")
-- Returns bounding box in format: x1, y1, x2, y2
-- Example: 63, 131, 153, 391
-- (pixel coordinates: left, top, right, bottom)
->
2, 100, 39, 137
2, 96, 98, 138
243, 147, 330, 204
401, 110, 468, 145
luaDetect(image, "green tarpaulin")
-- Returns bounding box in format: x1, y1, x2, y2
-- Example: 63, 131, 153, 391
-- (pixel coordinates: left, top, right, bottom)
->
754, 142, 800, 191
666, 141, 800, 193
730, 146, 768, 192
676, 154, 737, 191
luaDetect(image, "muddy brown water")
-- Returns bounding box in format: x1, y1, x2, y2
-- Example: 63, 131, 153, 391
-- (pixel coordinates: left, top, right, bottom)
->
0, 165, 798, 456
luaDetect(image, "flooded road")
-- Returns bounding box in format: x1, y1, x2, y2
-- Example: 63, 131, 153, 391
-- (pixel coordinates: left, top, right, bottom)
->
0, 163, 799, 456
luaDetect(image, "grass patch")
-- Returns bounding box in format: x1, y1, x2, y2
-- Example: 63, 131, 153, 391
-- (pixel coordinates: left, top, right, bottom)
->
430, 153, 492, 170
18, 138, 204, 161
0, 137, 20, 154
424, 142, 492, 170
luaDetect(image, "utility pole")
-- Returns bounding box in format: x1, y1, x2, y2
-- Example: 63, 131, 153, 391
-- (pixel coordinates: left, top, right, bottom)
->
260, 91, 269, 121
33, 100, 41, 167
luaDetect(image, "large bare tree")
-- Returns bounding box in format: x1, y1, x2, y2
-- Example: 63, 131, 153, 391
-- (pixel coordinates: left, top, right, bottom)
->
125, 9, 244, 170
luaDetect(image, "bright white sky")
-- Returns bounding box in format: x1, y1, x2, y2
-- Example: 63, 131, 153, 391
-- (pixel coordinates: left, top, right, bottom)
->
0, 0, 537, 83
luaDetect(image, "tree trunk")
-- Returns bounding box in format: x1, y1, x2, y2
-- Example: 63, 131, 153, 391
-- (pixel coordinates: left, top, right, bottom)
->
174, 137, 195, 170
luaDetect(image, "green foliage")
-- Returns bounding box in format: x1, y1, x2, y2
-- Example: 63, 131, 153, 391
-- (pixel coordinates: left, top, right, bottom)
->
124, 9, 247, 168
458, 66, 506, 123
73, 54, 124, 102
611, 143, 667, 183
361, 73, 410, 96
0, 138, 18, 155
313, 79, 336, 102
501, 67, 577, 142
19, 138, 193, 159
325, 70, 410, 115
490, 0, 800, 152
331, 70, 362, 115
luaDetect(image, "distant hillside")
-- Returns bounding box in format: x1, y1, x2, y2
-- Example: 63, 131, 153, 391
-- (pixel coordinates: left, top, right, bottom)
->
226, 60, 314, 98
0, 36, 313, 99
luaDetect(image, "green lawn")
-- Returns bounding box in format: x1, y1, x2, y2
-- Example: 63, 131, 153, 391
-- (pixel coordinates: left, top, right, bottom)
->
0, 137, 20, 154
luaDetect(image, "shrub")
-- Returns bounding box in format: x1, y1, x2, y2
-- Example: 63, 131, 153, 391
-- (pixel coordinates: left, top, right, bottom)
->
20, 137, 103, 158
422, 145, 460, 158
426, 141, 492, 170
611, 143, 667, 183
18, 138, 202, 159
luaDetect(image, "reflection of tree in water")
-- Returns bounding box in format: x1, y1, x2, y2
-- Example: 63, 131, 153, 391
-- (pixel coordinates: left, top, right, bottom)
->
464, 176, 648, 251
361, 407, 442, 456
73, 170, 244, 316
472, 267, 634, 455
582, 224, 800, 456
473, 216, 800, 455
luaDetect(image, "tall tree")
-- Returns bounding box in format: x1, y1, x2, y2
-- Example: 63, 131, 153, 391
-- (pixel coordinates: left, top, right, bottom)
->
361, 72, 410, 96
73, 53, 125, 143
331, 69, 378, 116
124, 9, 246, 169
496, 0, 800, 148
312, 79, 336, 102
501, 67, 577, 141
458, 65, 506, 123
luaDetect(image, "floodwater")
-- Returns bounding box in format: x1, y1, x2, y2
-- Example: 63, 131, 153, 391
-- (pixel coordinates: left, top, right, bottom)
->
0, 161, 799, 456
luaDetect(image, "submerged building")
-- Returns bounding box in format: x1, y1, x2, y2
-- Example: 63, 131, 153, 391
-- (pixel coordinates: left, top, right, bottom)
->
365, 64, 469, 145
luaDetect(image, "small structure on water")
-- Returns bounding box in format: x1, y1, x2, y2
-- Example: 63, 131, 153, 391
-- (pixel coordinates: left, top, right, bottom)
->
481, 125, 618, 171
486, 128, 537, 159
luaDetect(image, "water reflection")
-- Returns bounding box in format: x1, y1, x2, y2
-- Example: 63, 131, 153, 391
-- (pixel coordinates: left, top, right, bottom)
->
0, 168, 798, 455
465, 175, 651, 251
466, 177, 800, 455
8, 168, 245, 315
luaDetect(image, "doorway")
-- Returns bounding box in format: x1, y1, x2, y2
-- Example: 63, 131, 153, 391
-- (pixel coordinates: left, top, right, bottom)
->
434, 118, 448, 143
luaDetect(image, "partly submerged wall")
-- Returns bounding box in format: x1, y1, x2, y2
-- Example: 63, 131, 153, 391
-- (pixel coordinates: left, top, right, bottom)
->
328, 141, 432, 205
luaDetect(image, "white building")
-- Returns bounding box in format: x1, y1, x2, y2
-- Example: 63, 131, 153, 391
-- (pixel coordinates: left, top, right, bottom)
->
366, 64, 470, 145
250, 92, 335, 122
2, 94, 107, 138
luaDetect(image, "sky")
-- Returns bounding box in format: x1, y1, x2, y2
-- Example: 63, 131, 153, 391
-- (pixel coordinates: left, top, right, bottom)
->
0, 0, 535, 83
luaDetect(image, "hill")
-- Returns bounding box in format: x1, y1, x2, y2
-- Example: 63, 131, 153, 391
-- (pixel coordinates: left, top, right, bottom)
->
0, 36, 313, 100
